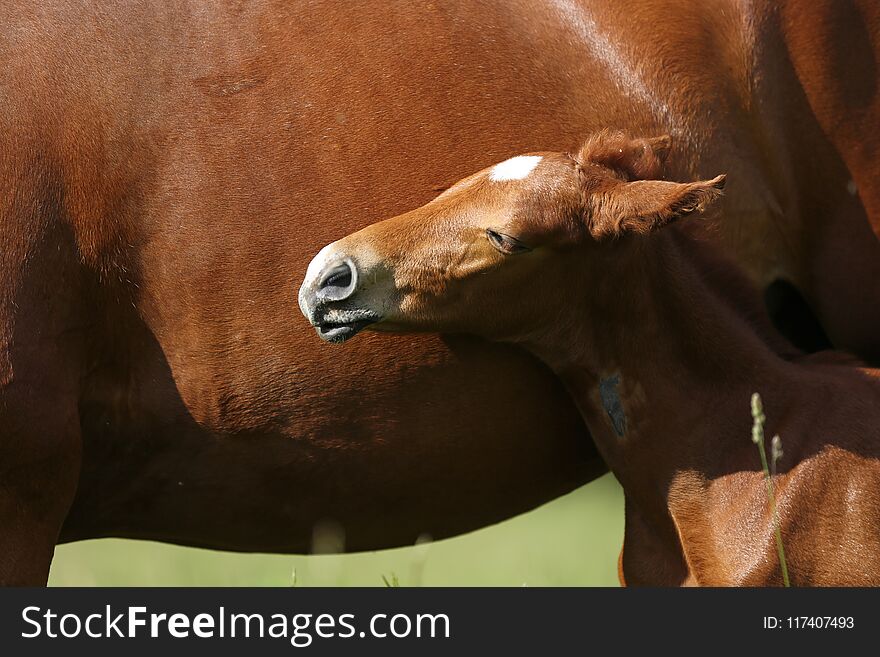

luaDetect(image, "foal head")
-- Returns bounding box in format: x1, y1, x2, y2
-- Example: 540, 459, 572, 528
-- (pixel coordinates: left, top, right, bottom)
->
299, 131, 725, 344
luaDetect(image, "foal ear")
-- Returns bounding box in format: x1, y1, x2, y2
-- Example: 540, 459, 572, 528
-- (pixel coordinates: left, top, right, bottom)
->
588, 174, 726, 239
576, 131, 672, 180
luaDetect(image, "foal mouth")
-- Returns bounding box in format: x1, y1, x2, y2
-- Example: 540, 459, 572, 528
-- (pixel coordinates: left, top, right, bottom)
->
312, 309, 381, 343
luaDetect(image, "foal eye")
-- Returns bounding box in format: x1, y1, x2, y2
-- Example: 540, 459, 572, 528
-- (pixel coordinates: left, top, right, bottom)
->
486, 229, 531, 255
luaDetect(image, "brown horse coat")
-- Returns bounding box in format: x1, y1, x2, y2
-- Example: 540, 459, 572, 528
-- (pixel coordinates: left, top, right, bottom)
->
3, 0, 880, 584
303, 132, 880, 585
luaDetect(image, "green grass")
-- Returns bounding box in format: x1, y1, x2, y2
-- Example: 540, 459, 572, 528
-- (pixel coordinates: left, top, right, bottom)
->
751, 392, 791, 587
49, 473, 623, 587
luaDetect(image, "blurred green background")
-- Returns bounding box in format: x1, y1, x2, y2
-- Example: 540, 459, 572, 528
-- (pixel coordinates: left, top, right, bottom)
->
49, 473, 623, 587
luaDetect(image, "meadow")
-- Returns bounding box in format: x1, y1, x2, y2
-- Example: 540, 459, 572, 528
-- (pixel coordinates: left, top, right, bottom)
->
49, 474, 623, 587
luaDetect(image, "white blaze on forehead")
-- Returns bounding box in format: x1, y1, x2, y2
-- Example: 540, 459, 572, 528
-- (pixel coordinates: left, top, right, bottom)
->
488, 155, 543, 182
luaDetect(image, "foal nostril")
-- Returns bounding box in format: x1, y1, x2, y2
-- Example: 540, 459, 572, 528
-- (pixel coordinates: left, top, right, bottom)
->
322, 264, 352, 290
316, 258, 358, 301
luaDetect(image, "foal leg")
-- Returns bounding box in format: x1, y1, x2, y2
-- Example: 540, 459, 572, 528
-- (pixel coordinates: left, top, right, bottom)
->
619, 497, 690, 586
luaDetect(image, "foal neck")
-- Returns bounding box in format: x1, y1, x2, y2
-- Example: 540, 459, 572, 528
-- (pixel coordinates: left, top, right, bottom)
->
522, 227, 793, 512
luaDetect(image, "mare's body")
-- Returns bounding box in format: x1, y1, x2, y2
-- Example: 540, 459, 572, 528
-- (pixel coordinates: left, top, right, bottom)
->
3, 0, 880, 584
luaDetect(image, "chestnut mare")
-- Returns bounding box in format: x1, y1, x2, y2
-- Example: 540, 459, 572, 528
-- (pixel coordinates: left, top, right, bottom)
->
3, 0, 880, 584
300, 132, 880, 586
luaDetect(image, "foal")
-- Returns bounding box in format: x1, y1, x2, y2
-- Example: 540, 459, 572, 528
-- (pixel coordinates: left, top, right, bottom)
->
299, 132, 880, 586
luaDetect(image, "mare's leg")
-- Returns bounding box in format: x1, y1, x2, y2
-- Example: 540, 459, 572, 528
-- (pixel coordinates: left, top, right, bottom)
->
1, 212, 84, 585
